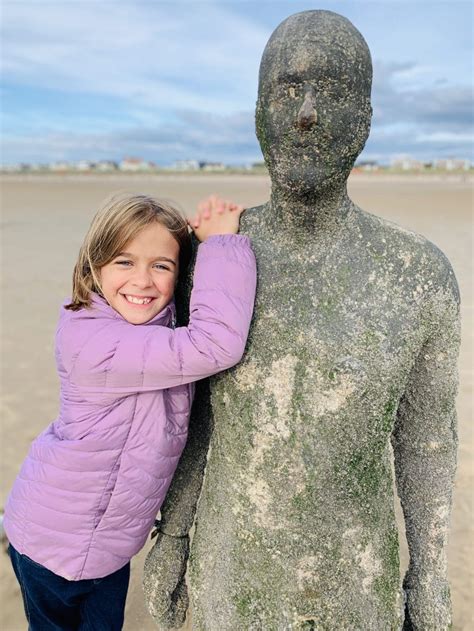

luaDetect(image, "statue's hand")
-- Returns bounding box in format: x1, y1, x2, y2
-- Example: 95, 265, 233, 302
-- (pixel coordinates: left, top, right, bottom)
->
143, 532, 190, 630
402, 569, 453, 631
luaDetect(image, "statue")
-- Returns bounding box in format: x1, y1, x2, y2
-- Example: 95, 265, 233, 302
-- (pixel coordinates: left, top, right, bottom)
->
143, 10, 460, 630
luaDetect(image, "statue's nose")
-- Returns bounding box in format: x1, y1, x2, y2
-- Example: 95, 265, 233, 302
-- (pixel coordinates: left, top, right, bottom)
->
297, 87, 318, 130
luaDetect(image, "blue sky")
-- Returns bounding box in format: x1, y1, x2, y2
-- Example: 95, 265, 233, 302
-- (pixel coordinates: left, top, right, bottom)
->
1, 0, 473, 165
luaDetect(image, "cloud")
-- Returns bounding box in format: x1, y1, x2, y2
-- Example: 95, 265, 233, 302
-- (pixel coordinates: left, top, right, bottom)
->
1, 0, 266, 113
372, 61, 473, 132
1, 3, 472, 164
367, 61, 473, 159
415, 131, 474, 144
1, 110, 262, 165
364, 124, 474, 161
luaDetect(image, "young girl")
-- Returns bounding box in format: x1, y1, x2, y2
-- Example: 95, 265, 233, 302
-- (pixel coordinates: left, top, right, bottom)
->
3, 191, 257, 630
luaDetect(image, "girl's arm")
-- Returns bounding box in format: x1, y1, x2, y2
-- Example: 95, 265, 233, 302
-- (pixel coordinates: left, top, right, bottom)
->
61, 233, 256, 395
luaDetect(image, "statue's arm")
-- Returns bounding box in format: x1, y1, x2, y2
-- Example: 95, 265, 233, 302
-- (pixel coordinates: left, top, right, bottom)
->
143, 237, 214, 629
391, 267, 461, 631
143, 385, 213, 629
157, 381, 213, 537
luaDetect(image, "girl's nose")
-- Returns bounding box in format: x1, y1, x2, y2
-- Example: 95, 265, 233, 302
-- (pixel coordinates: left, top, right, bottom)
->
132, 268, 153, 289
297, 85, 318, 130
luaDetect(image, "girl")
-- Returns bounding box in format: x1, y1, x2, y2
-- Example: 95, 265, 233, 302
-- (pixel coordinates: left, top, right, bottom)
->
4, 192, 257, 630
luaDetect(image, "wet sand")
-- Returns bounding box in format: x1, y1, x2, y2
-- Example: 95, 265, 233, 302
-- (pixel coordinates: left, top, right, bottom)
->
1, 174, 472, 630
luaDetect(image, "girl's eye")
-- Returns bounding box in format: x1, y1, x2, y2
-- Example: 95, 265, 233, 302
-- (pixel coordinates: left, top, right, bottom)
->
153, 264, 170, 271
115, 260, 132, 266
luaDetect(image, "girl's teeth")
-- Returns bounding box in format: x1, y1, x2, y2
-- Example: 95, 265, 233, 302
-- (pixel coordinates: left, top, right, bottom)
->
125, 295, 152, 305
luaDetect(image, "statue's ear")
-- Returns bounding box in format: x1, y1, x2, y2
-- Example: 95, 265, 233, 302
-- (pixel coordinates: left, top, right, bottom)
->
255, 98, 264, 139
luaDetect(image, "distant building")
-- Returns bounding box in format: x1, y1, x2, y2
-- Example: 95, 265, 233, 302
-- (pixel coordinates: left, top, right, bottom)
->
434, 158, 471, 171
30, 163, 49, 171
200, 161, 226, 172
119, 157, 155, 171
96, 161, 119, 172
1, 163, 31, 172
390, 156, 424, 171
75, 160, 95, 171
355, 160, 380, 171
49, 161, 70, 172
120, 157, 141, 171
169, 160, 200, 171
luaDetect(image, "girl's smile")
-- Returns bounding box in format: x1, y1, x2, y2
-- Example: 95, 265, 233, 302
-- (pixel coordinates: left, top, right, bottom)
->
122, 294, 156, 306
99, 222, 180, 324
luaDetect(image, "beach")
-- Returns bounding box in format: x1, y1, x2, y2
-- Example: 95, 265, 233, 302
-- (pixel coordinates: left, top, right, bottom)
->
1, 174, 472, 630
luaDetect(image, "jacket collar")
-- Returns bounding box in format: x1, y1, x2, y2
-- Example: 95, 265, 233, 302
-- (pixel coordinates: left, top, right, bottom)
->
89, 292, 176, 327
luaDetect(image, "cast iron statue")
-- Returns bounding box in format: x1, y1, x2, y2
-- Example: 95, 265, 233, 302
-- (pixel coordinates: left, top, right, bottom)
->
144, 10, 460, 630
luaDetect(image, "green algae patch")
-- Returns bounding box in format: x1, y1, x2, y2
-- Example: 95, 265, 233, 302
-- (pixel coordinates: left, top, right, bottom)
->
373, 527, 401, 621
344, 446, 386, 499
360, 329, 381, 351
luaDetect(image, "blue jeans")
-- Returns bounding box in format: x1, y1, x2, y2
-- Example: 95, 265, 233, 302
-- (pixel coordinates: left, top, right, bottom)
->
8, 544, 130, 630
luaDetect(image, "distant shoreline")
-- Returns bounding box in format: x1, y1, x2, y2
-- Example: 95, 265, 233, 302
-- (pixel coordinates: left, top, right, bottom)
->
1, 172, 472, 185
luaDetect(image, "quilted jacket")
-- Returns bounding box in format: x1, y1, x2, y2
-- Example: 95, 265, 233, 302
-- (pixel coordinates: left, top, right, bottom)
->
4, 234, 256, 580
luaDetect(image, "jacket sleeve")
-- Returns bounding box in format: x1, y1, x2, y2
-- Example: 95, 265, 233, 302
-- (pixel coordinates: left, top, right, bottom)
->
66, 234, 257, 395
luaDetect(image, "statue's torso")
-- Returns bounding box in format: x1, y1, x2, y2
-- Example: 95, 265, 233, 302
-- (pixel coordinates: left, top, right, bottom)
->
189, 203, 444, 630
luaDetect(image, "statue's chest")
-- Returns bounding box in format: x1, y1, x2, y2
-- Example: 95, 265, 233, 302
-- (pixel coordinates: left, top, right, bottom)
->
212, 244, 427, 448
250, 248, 422, 367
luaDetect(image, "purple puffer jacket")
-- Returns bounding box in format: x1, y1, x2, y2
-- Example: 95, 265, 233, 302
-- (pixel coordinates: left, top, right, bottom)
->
4, 234, 256, 580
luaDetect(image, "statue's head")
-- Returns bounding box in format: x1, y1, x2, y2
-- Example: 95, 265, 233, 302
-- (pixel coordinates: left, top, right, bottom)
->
256, 10, 373, 198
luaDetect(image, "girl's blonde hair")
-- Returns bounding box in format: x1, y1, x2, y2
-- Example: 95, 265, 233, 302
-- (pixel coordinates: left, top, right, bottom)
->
65, 192, 192, 311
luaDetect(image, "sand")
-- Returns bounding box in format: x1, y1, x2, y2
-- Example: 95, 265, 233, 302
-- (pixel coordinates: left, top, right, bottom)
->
0, 174, 472, 630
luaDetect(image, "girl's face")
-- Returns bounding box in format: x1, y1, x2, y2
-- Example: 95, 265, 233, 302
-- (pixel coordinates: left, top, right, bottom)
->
99, 222, 180, 324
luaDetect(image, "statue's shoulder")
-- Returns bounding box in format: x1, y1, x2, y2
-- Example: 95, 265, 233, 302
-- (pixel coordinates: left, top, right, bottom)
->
353, 205, 460, 305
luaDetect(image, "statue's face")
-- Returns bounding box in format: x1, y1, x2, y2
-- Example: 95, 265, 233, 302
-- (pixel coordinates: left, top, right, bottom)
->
256, 12, 373, 197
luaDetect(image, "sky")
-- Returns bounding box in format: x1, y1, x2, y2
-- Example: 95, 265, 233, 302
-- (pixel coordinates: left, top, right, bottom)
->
1, 0, 473, 166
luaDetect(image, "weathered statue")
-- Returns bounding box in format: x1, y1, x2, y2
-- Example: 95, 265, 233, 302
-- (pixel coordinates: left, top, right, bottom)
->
144, 10, 460, 630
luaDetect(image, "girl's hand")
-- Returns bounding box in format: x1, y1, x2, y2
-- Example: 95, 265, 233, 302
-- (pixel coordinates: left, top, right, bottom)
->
188, 194, 244, 242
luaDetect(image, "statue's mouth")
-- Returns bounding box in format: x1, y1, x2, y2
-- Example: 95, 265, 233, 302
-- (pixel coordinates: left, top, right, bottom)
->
284, 130, 329, 150
288, 143, 325, 156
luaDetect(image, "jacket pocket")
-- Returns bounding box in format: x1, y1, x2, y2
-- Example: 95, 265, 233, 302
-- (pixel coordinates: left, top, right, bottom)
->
164, 384, 193, 436
92, 462, 120, 529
